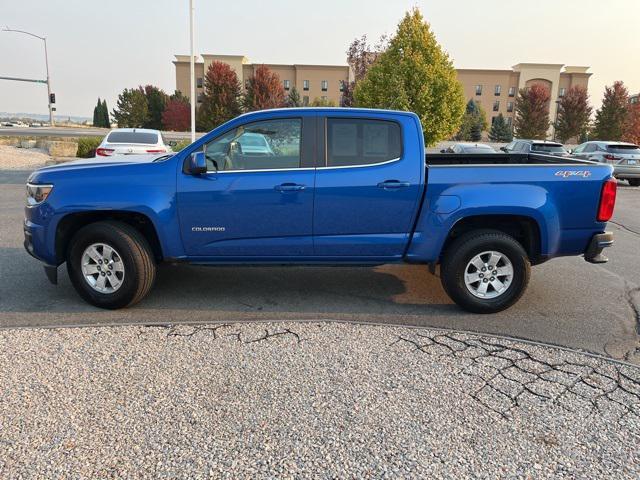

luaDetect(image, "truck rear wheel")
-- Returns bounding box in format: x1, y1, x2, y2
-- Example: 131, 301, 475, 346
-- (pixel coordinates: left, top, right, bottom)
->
66, 221, 156, 309
628, 179, 640, 187
440, 230, 530, 314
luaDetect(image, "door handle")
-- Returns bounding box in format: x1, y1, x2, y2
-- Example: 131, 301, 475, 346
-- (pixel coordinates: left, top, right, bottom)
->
275, 183, 306, 192
377, 180, 411, 189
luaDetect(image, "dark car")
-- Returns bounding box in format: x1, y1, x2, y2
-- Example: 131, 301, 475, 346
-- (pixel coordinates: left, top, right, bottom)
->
501, 140, 570, 156
441, 143, 497, 154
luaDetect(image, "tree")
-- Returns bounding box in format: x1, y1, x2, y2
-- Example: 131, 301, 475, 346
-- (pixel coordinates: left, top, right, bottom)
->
310, 97, 336, 107
162, 97, 190, 131
92, 98, 101, 127
286, 86, 302, 107
342, 34, 388, 107
456, 100, 488, 141
513, 84, 551, 139
555, 86, 592, 143
623, 102, 640, 145
489, 113, 513, 142
101, 99, 110, 127
353, 9, 465, 146
196, 61, 242, 132
112, 88, 148, 128
592, 81, 629, 140
244, 65, 286, 111
140, 85, 169, 130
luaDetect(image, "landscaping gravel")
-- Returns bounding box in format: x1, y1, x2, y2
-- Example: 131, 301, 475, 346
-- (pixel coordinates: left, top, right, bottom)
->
0, 145, 50, 170
0, 322, 638, 478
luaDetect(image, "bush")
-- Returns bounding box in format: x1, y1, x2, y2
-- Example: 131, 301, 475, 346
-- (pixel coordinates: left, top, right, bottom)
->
77, 137, 103, 158
171, 139, 191, 152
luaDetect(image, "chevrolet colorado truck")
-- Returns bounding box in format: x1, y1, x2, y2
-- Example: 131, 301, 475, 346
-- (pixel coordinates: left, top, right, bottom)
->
24, 108, 617, 313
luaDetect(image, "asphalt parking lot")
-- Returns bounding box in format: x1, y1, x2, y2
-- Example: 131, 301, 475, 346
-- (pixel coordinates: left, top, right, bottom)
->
1, 169, 639, 361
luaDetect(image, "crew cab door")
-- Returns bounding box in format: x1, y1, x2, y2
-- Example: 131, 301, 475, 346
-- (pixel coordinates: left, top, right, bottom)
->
313, 115, 423, 258
177, 115, 316, 257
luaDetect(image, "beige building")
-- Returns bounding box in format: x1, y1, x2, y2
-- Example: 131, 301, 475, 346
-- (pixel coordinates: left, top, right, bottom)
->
174, 56, 591, 137
173, 54, 349, 107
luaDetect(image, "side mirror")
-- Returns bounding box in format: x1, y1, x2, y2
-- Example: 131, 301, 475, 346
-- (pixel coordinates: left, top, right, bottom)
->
168, 140, 177, 147
189, 151, 207, 175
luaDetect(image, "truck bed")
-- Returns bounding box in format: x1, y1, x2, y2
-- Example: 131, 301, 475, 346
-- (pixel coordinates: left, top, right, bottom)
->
426, 152, 593, 165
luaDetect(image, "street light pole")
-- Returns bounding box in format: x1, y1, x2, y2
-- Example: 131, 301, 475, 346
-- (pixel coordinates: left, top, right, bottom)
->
189, 0, 196, 142
2, 27, 54, 126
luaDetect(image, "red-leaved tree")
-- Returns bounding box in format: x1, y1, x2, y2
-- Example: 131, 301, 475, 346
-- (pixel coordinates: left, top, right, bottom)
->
196, 61, 242, 131
162, 97, 190, 131
555, 86, 592, 143
514, 84, 551, 139
243, 65, 285, 111
623, 102, 640, 145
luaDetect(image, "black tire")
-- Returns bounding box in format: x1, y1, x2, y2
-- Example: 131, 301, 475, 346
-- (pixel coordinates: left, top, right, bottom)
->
66, 221, 156, 309
628, 179, 640, 187
440, 229, 531, 314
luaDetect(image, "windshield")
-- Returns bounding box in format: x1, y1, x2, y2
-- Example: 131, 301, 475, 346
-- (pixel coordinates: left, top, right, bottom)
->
107, 131, 159, 144
531, 144, 566, 153
607, 145, 640, 154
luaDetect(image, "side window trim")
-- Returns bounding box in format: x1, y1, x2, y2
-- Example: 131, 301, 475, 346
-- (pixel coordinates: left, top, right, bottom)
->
320, 116, 404, 169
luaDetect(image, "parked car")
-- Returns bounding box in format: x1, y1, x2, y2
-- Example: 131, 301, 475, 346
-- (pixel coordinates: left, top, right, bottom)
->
24, 108, 616, 314
440, 143, 497, 154
237, 132, 275, 156
501, 140, 570, 156
95, 128, 175, 157
570, 141, 640, 186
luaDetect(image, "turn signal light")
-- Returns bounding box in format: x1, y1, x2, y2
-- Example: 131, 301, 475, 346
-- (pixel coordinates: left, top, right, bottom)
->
597, 179, 617, 222
146, 149, 166, 153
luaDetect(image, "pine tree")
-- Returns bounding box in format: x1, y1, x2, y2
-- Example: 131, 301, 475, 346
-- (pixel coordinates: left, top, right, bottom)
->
92, 98, 101, 127
286, 86, 302, 107
489, 113, 513, 142
101, 99, 110, 127
514, 84, 551, 139
592, 81, 629, 140
456, 100, 487, 141
353, 9, 465, 146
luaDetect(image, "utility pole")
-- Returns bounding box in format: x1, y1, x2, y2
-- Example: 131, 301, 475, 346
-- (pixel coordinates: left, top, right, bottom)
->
2, 27, 55, 126
189, 0, 196, 142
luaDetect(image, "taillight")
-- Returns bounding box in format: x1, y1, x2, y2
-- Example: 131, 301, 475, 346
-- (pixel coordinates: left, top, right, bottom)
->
597, 179, 617, 222
96, 147, 114, 156
603, 154, 620, 162
146, 148, 166, 153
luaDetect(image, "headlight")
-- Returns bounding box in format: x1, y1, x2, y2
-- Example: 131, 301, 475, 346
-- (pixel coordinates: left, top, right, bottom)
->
26, 183, 53, 206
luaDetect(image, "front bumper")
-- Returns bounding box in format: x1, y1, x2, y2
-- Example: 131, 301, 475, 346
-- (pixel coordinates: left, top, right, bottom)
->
584, 232, 614, 264
24, 218, 58, 284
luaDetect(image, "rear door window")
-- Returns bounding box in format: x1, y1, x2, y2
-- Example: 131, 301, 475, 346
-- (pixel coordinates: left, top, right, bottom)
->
326, 118, 402, 167
107, 131, 159, 144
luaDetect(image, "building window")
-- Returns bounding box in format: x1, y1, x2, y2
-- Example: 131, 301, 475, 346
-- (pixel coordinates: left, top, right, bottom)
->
303, 80, 309, 91
507, 101, 514, 113
493, 100, 500, 112
491, 116, 498, 125
283, 79, 291, 91
475, 85, 483, 96
339, 80, 345, 92
196, 77, 203, 88
244, 79, 250, 89
559, 87, 566, 97
506, 117, 513, 128
508, 86, 516, 97
197, 93, 204, 104
495, 85, 501, 96
321, 80, 328, 91
303, 95, 309, 106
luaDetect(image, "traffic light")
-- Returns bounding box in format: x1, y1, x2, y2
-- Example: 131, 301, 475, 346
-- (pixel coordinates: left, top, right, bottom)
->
49, 93, 56, 104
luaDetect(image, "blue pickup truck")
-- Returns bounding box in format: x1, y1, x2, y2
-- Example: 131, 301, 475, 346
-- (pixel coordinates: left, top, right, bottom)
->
24, 108, 617, 313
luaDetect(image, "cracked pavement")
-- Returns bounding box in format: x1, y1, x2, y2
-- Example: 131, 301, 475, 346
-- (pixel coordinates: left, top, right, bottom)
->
0, 322, 638, 478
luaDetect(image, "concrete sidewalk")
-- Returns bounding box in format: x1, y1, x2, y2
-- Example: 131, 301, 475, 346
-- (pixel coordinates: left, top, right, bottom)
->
0, 322, 638, 478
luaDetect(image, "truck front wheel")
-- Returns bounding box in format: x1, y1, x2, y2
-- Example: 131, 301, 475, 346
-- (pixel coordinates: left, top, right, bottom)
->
66, 221, 156, 309
440, 230, 530, 314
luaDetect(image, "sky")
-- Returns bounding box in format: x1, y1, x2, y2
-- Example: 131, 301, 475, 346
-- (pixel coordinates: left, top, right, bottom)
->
1, 0, 639, 118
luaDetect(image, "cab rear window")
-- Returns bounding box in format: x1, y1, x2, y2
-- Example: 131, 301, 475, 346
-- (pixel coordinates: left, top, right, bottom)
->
107, 132, 159, 144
